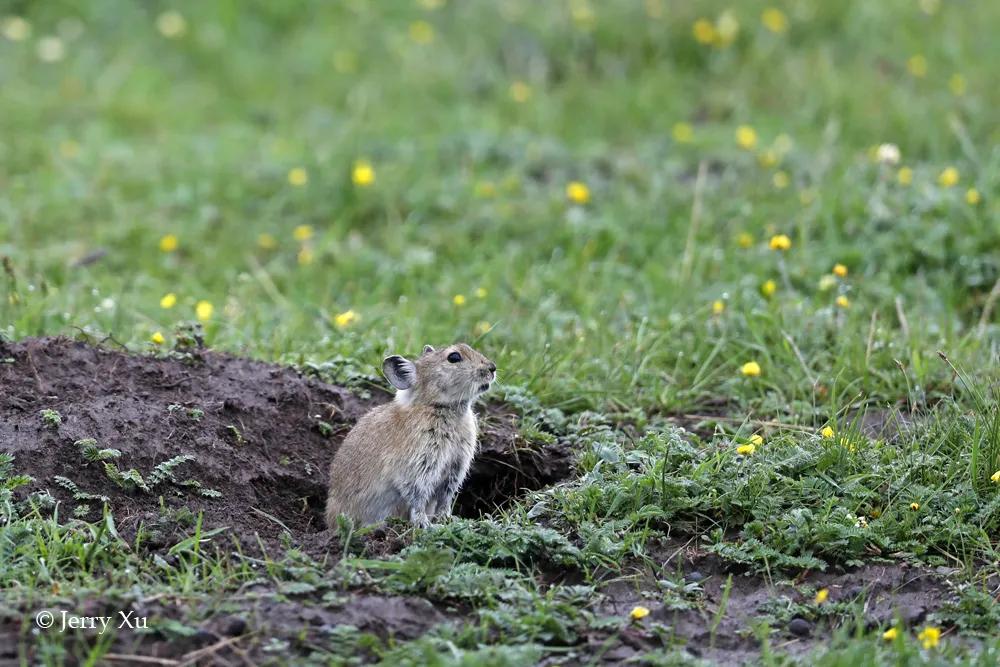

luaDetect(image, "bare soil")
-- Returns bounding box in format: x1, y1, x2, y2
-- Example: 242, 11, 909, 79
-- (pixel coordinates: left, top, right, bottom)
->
594, 539, 964, 665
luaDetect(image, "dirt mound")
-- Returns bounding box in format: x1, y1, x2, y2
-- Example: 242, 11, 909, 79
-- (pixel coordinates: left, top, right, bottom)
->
0, 337, 574, 552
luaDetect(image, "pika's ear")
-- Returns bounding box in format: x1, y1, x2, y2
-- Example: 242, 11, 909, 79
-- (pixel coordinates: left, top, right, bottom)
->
382, 355, 416, 390
422, 345, 435, 356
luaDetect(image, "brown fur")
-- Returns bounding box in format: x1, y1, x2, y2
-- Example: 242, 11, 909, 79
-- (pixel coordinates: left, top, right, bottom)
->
325, 343, 496, 528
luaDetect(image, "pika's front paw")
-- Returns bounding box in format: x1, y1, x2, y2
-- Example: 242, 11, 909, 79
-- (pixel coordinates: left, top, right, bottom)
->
409, 508, 432, 529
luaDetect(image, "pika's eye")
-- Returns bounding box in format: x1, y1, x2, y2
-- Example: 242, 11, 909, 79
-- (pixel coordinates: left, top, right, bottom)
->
447, 351, 462, 363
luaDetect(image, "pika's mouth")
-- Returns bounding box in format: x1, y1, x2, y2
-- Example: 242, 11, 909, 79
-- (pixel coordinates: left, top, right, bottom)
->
479, 382, 492, 393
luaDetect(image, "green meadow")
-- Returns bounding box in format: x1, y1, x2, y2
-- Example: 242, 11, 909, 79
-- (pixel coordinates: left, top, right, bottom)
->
2, 0, 999, 664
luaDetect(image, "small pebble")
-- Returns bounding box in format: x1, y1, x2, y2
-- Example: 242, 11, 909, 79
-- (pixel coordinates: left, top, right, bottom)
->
220, 616, 247, 636
788, 618, 812, 637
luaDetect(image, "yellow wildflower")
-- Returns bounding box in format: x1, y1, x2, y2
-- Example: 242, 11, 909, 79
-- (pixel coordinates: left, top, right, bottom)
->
917, 626, 941, 649
566, 181, 590, 205
819, 275, 837, 291
821, 426, 835, 438
59, 140, 80, 159
672, 122, 694, 143
749, 434, 763, 446
160, 293, 177, 309
737, 232, 754, 248
938, 167, 959, 188
897, 166, 913, 186
509, 80, 531, 103
258, 233, 278, 249
736, 125, 758, 150
474, 320, 492, 336
814, 588, 829, 604
761, 8, 788, 34
836, 295, 850, 308
758, 150, 778, 168
715, 11, 739, 47
293, 225, 314, 242
907, 54, 928, 78
334, 310, 357, 329
919, 0, 940, 15
475, 287, 488, 299
910, 502, 920, 511
159, 234, 179, 253
833, 263, 848, 278
453, 294, 466, 306
333, 50, 358, 73
195, 300, 214, 322
409, 20, 435, 44
736, 443, 756, 456
1, 17, 31, 41
288, 167, 308, 187
352, 160, 376, 187
948, 73, 966, 96
740, 361, 761, 377
990, 470, 1000, 483
761, 279, 777, 297
156, 11, 187, 39
297, 247, 314, 265
882, 627, 898, 641
966, 188, 981, 205
692, 18, 718, 45
629, 606, 650, 621
772, 171, 790, 189
570, 1, 596, 29
474, 181, 497, 198
712, 300, 725, 315
769, 234, 791, 251
150, 331, 165, 345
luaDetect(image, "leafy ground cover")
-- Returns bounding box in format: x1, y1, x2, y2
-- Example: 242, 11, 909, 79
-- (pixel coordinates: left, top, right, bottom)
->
1, 0, 998, 664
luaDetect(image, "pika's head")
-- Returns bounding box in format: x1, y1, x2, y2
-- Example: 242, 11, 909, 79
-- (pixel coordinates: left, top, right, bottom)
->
382, 343, 497, 407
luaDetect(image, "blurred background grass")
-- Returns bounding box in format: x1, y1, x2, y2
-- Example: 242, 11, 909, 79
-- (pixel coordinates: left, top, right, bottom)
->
2, 0, 998, 416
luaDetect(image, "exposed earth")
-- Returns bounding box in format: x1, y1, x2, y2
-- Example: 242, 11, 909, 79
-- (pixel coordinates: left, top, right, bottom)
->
0, 336, 573, 554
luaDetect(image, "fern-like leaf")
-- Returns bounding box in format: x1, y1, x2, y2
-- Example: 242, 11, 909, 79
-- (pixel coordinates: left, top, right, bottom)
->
148, 454, 195, 488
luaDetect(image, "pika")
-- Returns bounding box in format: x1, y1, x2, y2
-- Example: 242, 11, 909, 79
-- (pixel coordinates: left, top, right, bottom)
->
325, 343, 497, 529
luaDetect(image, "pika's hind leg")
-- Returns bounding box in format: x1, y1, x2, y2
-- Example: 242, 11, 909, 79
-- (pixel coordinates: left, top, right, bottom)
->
355, 486, 405, 526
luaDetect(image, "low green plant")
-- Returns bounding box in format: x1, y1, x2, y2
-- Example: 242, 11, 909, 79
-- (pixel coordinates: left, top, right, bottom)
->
39, 409, 62, 428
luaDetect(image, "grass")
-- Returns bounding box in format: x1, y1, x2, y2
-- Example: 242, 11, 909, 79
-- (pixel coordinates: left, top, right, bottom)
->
2, 0, 999, 664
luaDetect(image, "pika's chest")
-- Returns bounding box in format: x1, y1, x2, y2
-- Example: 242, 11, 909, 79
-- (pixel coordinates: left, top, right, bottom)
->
413, 411, 477, 469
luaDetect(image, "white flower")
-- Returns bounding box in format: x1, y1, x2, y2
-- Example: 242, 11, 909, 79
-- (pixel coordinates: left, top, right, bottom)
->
36, 36, 65, 62
2, 17, 31, 41
875, 143, 900, 165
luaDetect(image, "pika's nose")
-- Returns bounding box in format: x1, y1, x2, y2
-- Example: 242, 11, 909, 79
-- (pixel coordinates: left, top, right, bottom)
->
488, 363, 496, 374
